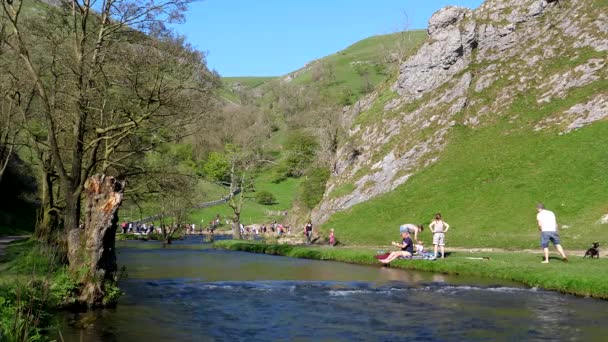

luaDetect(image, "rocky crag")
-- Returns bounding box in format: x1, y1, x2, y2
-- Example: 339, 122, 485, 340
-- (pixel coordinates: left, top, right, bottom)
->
313, 0, 607, 224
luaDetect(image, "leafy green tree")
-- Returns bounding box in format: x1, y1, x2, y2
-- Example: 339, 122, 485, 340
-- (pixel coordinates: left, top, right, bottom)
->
283, 132, 319, 178
299, 167, 330, 210
204, 152, 231, 184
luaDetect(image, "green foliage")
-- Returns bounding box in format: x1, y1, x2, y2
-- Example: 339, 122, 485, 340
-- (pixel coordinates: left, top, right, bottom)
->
0, 239, 73, 341
329, 183, 355, 199
49, 269, 78, 306
203, 152, 231, 183
298, 168, 330, 210
102, 281, 123, 306
255, 190, 277, 205
189, 173, 300, 225
0, 286, 45, 342
282, 132, 319, 178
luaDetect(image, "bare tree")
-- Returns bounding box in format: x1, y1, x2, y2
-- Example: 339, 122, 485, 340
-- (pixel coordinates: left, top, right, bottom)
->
0, 0, 218, 306
380, 10, 415, 71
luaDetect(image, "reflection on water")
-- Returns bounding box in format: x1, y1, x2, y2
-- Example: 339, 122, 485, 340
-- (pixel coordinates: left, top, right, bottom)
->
59, 238, 608, 341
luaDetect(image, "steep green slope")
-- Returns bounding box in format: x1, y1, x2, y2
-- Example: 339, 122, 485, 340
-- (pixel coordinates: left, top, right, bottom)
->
324, 115, 608, 249
316, 0, 608, 249
287, 31, 427, 103
220, 76, 277, 103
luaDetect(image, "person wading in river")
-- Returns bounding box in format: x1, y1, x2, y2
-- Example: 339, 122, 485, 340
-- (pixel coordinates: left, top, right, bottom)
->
536, 203, 568, 263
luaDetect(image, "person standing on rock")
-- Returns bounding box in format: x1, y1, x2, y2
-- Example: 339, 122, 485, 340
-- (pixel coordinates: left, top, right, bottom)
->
399, 223, 424, 241
429, 213, 449, 259
536, 203, 568, 263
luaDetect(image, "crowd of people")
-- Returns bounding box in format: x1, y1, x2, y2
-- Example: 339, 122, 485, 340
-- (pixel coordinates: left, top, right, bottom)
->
119, 203, 568, 266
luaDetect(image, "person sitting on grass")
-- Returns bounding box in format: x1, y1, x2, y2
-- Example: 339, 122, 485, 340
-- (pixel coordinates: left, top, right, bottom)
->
415, 240, 425, 254
380, 231, 414, 264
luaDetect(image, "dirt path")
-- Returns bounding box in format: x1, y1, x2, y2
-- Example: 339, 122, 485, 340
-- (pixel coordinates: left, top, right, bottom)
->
0, 236, 29, 258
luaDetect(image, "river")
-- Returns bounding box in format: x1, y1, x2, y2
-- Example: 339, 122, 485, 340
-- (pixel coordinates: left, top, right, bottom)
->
58, 236, 608, 341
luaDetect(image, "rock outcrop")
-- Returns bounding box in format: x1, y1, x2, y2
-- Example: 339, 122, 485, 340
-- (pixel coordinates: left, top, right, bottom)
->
312, 0, 607, 225
393, 6, 477, 101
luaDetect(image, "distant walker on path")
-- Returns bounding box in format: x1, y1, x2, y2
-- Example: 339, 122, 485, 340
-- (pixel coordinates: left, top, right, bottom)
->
536, 203, 568, 263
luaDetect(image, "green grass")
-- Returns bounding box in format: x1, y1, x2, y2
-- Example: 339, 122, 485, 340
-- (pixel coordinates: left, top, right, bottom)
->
214, 240, 608, 299
329, 183, 356, 199
322, 77, 608, 249
222, 76, 277, 88
0, 239, 78, 339
189, 172, 301, 225
290, 31, 427, 102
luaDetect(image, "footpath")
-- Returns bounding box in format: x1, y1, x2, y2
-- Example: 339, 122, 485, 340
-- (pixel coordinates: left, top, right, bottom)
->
0, 236, 28, 257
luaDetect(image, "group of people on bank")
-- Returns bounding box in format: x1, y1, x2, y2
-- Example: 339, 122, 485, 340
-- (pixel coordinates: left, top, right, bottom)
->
373, 203, 568, 264
378, 213, 449, 263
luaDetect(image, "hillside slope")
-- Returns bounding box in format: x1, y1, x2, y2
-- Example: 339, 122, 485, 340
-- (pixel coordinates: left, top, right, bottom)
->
313, 0, 608, 249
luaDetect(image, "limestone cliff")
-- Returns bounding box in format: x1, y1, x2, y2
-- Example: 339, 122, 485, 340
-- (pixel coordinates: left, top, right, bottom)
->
312, 0, 607, 224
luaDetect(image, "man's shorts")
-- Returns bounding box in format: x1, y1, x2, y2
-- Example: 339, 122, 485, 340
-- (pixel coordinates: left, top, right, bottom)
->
540, 231, 561, 248
433, 233, 445, 246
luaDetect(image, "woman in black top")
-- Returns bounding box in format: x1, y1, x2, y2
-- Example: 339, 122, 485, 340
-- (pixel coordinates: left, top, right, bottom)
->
304, 220, 313, 244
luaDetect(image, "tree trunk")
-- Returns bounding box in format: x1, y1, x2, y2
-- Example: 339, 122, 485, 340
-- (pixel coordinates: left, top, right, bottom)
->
35, 170, 62, 245
66, 189, 83, 270
71, 174, 125, 306
232, 212, 242, 240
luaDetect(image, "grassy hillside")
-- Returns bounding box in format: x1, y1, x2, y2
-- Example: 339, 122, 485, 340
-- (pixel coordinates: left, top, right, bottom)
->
322, 79, 608, 249
189, 173, 300, 226
220, 76, 277, 103
288, 31, 427, 103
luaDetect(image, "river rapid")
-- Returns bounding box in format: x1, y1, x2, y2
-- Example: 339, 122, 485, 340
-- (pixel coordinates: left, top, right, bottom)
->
58, 236, 608, 341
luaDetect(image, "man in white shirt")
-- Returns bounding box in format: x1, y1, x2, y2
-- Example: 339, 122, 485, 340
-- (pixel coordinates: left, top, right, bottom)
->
536, 203, 568, 263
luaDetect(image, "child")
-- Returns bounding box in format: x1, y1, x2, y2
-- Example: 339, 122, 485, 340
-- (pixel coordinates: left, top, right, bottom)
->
415, 240, 424, 254
329, 229, 336, 247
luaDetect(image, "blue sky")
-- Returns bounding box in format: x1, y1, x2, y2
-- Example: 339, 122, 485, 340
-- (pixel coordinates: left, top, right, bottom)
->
174, 0, 484, 77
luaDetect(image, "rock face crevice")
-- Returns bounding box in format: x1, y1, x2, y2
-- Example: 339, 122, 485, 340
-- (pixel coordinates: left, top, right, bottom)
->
312, 0, 607, 225
393, 6, 477, 102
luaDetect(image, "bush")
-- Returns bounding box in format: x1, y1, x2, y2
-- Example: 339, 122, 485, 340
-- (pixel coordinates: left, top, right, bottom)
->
298, 167, 330, 210
203, 152, 230, 183
283, 132, 319, 178
255, 191, 277, 205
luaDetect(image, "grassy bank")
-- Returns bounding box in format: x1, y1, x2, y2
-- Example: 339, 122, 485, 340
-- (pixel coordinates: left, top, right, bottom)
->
214, 240, 608, 299
0, 239, 79, 340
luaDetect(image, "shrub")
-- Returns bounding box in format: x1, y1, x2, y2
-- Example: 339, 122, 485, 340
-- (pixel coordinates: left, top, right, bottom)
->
203, 152, 230, 183
283, 132, 319, 178
255, 191, 277, 205
298, 167, 330, 210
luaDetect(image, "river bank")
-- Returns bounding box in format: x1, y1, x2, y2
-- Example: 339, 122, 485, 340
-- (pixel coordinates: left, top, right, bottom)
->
214, 240, 608, 299
0, 238, 84, 340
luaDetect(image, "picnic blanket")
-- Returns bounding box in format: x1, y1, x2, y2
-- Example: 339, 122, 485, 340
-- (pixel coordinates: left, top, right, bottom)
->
374, 252, 437, 260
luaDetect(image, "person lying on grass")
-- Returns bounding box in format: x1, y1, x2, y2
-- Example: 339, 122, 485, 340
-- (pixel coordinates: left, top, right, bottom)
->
380, 231, 414, 264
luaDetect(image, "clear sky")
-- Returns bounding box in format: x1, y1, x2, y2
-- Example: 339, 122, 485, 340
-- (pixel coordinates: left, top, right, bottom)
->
173, 0, 484, 77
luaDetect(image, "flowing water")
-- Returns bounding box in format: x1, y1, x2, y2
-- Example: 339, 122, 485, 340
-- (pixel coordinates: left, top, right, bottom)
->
59, 236, 608, 341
